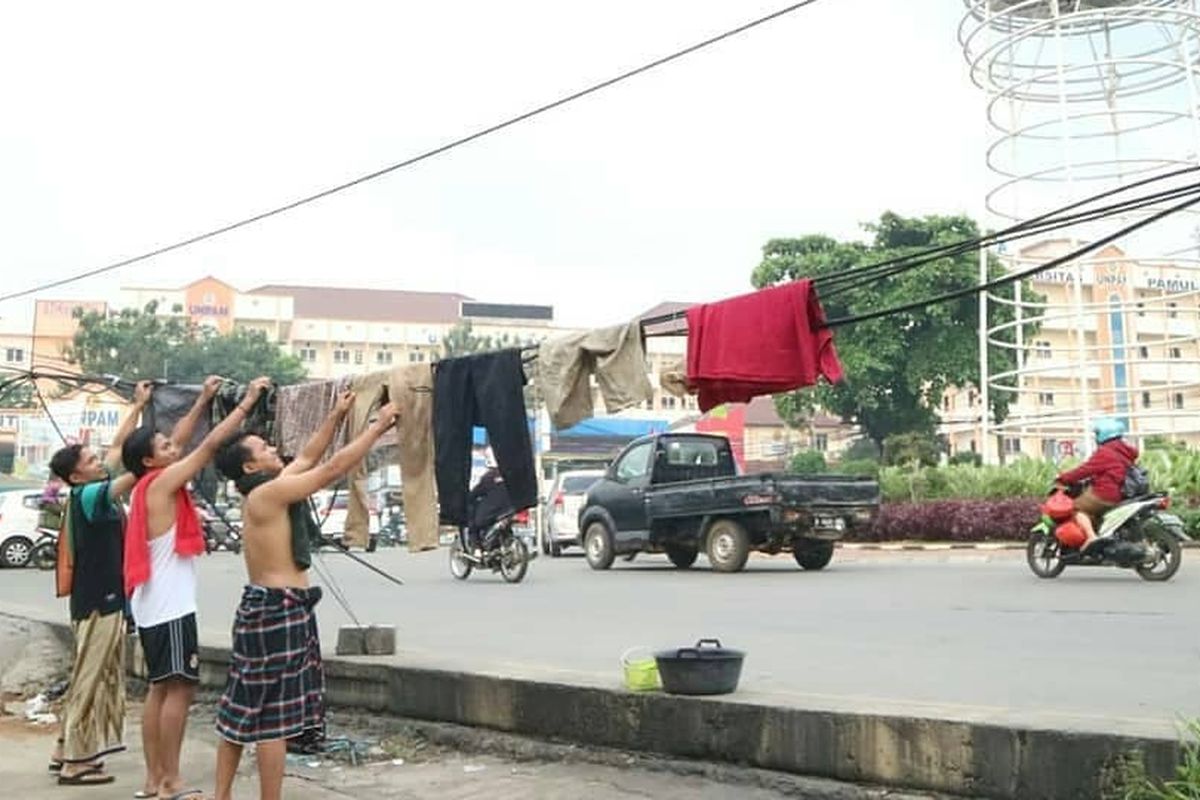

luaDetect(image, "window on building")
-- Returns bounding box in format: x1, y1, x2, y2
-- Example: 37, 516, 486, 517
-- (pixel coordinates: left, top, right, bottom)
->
968, 390, 977, 406
408, 351, 426, 363
1169, 302, 1178, 319
1003, 437, 1021, 455
1171, 346, 1183, 359
297, 348, 317, 363
4, 348, 23, 364
1034, 340, 1052, 359
332, 349, 349, 364
1138, 345, 1150, 359
1143, 391, 1152, 409
1137, 302, 1146, 317
662, 396, 677, 410
375, 351, 393, 365
813, 433, 829, 453
1038, 392, 1054, 406
943, 396, 952, 411
1041, 439, 1058, 460
1172, 393, 1185, 410
354, 350, 363, 365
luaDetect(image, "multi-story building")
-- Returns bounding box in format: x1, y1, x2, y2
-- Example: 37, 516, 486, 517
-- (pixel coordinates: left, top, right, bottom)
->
940, 241, 1200, 461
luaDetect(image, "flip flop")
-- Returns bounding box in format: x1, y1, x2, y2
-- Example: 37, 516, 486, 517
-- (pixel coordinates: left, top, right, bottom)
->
57, 765, 115, 786
134, 792, 157, 798
158, 791, 206, 800
51, 759, 104, 773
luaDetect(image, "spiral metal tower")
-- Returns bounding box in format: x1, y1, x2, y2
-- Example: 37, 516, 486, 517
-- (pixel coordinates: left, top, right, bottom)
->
958, 0, 1200, 462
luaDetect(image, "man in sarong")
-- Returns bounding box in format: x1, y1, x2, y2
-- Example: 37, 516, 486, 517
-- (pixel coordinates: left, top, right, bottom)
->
211, 394, 398, 800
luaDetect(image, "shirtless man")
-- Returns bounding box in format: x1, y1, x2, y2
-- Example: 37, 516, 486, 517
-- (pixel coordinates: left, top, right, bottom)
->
121, 376, 271, 800
211, 395, 399, 800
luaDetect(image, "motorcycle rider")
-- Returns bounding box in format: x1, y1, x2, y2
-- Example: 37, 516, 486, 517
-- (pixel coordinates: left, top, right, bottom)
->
1055, 416, 1139, 551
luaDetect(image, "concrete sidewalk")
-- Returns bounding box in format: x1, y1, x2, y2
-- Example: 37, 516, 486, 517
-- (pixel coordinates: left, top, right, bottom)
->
1, 705, 933, 800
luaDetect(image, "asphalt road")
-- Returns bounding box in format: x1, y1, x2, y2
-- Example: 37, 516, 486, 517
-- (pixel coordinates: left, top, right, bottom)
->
1, 545, 1195, 738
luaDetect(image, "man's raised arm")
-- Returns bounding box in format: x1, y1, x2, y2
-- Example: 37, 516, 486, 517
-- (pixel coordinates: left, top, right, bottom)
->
104, 380, 152, 472
170, 375, 223, 451
282, 390, 355, 476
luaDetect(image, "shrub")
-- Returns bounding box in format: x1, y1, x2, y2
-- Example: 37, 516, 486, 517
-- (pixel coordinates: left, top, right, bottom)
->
835, 458, 880, 478
948, 452, 982, 467
789, 450, 827, 475
852, 498, 1040, 542
882, 432, 941, 467
842, 438, 881, 463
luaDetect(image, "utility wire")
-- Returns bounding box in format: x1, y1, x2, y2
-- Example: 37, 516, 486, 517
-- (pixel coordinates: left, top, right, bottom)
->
816, 165, 1200, 296
0, 1, 819, 305
824, 187, 1200, 329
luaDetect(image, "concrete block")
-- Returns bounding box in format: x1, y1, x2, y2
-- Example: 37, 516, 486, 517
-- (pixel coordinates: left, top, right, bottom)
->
363, 625, 396, 655
336, 626, 366, 655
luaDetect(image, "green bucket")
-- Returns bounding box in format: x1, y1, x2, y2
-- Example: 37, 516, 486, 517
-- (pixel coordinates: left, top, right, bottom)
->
621, 647, 660, 692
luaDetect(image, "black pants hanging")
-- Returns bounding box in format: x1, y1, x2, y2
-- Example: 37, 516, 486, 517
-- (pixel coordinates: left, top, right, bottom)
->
433, 350, 536, 527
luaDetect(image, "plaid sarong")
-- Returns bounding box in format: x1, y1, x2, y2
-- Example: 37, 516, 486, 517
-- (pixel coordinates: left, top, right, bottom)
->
215, 585, 325, 745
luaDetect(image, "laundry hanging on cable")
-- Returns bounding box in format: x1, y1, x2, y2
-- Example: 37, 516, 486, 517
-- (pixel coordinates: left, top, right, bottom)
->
537, 320, 655, 429
342, 372, 391, 550
433, 349, 537, 528
274, 378, 352, 458
683, 279, 844, 412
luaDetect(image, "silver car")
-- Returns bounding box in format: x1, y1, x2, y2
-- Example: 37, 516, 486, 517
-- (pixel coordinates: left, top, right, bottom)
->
541, 470, 605, 556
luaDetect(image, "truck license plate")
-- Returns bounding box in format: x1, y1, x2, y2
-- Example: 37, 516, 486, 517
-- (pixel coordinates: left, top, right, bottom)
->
814, 516, 845, 531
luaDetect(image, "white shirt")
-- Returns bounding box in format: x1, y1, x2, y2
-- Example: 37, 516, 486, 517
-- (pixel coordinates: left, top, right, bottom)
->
129, 524, 198, 629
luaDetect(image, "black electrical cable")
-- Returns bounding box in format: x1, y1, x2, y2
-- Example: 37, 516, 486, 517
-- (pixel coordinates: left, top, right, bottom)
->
817, 167, 1200, 296
0, 1, 820, 305
823, 187, 1200, 329
820, 179, 1200, 300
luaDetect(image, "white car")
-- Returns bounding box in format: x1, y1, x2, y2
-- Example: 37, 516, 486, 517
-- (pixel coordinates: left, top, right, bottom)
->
0, 490, 49, 568
542, 470, 605, 556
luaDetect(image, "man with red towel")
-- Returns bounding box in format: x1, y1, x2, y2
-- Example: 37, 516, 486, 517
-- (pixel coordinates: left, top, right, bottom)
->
686, 279, 844, 412
120, 375, 271, 800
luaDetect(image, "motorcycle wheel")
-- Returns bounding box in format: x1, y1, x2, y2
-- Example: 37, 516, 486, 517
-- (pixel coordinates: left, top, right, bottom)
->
1136, 528, 1183, 582
31, 542, 56, 571
1027, 533, 1065, 579
449, 538, 473, 580
499, 536, 529, 584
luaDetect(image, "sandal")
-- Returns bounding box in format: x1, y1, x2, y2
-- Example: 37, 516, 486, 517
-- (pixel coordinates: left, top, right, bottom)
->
57, 765, 115, 786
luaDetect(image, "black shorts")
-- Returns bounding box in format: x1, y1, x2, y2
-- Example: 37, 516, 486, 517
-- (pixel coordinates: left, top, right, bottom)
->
138, 613, 200, 683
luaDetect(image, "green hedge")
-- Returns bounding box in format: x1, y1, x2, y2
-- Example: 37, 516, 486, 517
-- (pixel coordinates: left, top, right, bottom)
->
877, 448, 1200, 504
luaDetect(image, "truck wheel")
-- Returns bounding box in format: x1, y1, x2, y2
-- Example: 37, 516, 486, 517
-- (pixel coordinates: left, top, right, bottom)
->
793, 541, 835, 571
584, 522, 615, 571
706, 519, 750, 573
665, 545, 697, 569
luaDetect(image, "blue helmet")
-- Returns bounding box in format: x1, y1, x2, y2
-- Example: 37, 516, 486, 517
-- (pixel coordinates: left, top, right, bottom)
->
1092, 416, 1126, 444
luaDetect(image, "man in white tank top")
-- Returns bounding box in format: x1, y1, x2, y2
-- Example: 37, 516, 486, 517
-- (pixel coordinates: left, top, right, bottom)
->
122, 376, 271, 800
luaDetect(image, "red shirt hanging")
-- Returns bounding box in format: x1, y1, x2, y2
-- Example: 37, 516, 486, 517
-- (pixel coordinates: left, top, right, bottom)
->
685, 280, 844, 412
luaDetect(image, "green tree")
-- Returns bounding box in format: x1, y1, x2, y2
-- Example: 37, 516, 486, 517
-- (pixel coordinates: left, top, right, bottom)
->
753, 212, 1039, 448
68, 302, 306, 384
0, 382, 38, 409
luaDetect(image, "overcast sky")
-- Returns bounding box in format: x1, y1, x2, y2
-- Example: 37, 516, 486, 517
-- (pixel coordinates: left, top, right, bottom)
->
0, 1, 989, 331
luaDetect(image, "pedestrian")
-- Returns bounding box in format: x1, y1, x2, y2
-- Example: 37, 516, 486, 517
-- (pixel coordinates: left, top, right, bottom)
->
121, 376, 271, 800
211, 396, 396, 800
47, 380, 152, 786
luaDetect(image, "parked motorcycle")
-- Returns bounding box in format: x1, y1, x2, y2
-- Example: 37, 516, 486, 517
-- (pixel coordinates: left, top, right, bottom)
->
28, 526, 58, 571
448, 467, 534, 584
1027, 483, 1188, 581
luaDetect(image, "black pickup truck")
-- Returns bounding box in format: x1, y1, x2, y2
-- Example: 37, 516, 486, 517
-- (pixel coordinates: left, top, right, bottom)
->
577, 433, 880, 573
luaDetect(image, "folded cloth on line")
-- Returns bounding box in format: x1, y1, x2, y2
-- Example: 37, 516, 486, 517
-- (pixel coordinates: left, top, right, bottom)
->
537, 321, 654, 430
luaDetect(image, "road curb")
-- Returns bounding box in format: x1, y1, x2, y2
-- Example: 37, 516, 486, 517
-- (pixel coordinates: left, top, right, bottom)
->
5, 612, 1182, 799
837, 541, 1198, 551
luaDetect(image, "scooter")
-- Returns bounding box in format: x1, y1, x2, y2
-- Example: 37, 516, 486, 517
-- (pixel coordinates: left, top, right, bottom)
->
447, 467, 534, 584
1027, 484, 1188, 581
